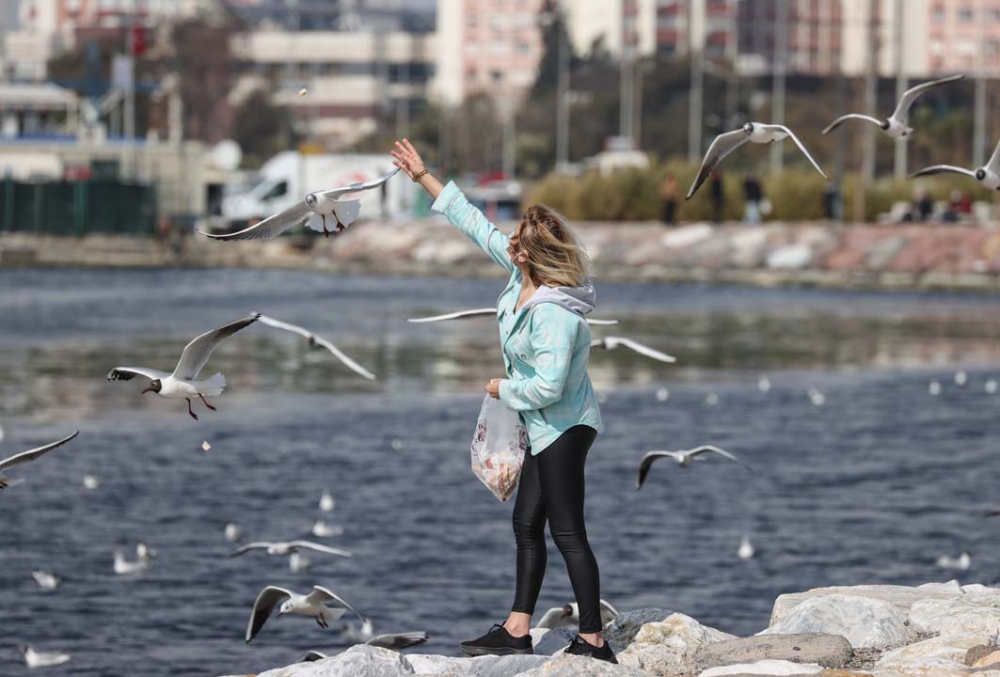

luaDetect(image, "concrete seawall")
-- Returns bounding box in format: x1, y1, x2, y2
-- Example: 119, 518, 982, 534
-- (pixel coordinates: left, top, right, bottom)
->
2, 219, 999, 292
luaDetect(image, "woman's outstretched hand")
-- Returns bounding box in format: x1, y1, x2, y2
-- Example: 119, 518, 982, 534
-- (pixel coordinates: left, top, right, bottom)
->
485, 378, 502, 399
391, 139, 425, 180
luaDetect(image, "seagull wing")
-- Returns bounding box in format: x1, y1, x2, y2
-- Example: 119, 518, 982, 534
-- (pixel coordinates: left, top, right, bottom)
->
590, 338, 607, 350
199, 201, 313, 241
892, 74, 964, 122
585, 318, 620, 326
246, 586, 292, 643
321, 167, 401, 200
986, 138, 1000, 176
298, 651, 328, 663
309, 335, 377, 381
229, 542, 274, 557
768, 125, 827, 178
635, 451, 680, 490
821, 114, 884, 135
257, 315, 312, 339
288, 541, 353, 558
171, 313, 261, 380
605, 337, 677, 363
686, 129, 749, 200
106, 367, 171, 382
910, 165, 977, 179
308, 586, 364, 621
0, 431, 78, 472
366, 631, 429, 650
407, 308, 498, 323
688, 445, 756, 475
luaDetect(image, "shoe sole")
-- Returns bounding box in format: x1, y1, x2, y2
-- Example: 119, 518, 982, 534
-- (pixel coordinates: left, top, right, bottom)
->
459, 645, 534, 657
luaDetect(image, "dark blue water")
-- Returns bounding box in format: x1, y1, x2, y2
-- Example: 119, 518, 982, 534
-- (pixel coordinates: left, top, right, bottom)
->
0, 268, 998, 676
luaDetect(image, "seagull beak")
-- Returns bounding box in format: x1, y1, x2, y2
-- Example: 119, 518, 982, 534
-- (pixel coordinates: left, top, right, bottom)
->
140, 386, 154, 394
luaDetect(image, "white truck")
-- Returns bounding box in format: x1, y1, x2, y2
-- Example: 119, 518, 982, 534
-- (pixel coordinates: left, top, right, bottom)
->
218, 152, 407, 231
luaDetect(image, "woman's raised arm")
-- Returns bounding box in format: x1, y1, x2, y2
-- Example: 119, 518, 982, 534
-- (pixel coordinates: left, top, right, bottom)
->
391, 139, 514, 273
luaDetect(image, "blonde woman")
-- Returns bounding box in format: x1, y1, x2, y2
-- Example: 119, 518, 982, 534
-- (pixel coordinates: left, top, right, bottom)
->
391, 140, 615, 663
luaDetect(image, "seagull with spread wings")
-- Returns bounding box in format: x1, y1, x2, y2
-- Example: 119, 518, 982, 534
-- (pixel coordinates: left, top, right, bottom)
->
230, 540, 352, 560
258, 315, 375, 380
590, 336, 676, 364
107, 313, 260, 420
822, 74, 964, 139
687, 123, 826, 200
246, 585, 363, 642
201, 168, 400, 241
636, 445, 755, 489
0, 431, 78, 489
910, 137, 1000, 191
407, 307, 619, 326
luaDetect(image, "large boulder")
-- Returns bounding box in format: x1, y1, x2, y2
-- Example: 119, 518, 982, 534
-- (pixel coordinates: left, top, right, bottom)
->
769, 584, 968, 626
699, 659, 825, 677
696, 634, 853, 671
908, 598, 1000, 642
761, 595, 908, 649
602, 608, 674, 654
519, 655, 654, 676
874, 633, 986, 671
258, 645, 415, 677
406, 653, 548, 677
871, 657, 971, 677
617, 612, 736, 676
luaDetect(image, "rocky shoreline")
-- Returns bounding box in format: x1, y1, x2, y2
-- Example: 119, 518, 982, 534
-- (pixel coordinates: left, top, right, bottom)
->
222, 581, 1000, 677
2, 219, 999, 292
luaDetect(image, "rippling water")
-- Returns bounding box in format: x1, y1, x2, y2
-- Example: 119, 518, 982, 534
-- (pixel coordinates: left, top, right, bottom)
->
1, 268, 999, 676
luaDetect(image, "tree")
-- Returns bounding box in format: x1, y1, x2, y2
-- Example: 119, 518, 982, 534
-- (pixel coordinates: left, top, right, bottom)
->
231, 90, 293, 168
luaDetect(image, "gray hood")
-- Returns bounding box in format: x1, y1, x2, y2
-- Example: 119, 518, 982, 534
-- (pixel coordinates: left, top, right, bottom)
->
519, 280, 595, 317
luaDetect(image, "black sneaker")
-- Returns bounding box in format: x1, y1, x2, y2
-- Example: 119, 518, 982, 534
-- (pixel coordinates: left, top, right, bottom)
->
565, 634, 618, 663
460, 623, 533, 657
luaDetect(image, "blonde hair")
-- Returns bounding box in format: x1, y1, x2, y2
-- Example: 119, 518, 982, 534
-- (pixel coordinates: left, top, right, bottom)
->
516, 205, 590, 288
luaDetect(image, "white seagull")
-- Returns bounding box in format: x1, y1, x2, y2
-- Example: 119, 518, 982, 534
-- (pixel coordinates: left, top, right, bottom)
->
225, 522, 242, 543
312, 519, 344, 538
230, 540, 352, 560
822, 74, 964, 139
937, 551, 971, 571
344, 618, 430, 650
738, 536, 755, 560
319, 490, 336, 512
246, 585, 363, 643
32, 571, 60, 590
591, 336, 676, 364
113, 548, 150, 575
107, 313, 261, 420
83, 474, 99, 490
201, 168, 400, 241
407, 308, 619, 326
910, 138, 1000, 191
289, 552, 312, 573
0, 431, 79, 489
636, 445, 755, 489
535, 599, 619, 629
258, 315, 375, 380
687, 123, 826, 199
21, 646, 71, 669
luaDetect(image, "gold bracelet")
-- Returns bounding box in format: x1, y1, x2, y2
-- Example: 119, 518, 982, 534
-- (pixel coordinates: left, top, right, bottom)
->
412, 169, 429, 183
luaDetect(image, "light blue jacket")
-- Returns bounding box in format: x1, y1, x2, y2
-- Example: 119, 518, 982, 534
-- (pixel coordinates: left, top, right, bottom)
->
432, 181, 604, 454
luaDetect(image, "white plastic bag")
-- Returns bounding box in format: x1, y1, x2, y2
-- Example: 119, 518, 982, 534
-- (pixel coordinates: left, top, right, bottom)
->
470, 395, 528, 502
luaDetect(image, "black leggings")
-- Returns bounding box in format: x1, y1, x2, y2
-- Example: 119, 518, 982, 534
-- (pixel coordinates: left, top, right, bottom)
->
511, 425, 602, 633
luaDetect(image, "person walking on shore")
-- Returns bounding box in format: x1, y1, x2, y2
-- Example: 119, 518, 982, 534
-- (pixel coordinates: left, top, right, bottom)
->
660, 173, 679, 226
391, 139, 614, 664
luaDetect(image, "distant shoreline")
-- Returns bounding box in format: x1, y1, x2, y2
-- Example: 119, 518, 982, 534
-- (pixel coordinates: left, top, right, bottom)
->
2, 219, 999, 293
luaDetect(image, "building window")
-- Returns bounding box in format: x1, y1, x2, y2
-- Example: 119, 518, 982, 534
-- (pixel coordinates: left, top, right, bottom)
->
957, 5, 974, 22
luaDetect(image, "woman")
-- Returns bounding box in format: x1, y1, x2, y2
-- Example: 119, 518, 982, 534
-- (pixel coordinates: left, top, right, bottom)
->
391, 140, 615, 663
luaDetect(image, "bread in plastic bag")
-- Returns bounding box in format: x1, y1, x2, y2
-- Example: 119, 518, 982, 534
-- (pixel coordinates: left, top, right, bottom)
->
470, 395, 528, 502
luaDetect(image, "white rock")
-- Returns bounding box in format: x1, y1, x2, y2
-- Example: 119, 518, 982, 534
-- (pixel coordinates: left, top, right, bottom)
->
872, 657, 972, 677
662, 224, 714, 249
521, 654, 655, 676
875, 633, 985, 670
761, 594, 908, 649
407, 654, 466, 675
766, 243, 813, 270
961, 584, 993, 594
770, 584, 973, 625
258, 645, 414, 677
603, 608, 675, 653
618, 612, 736, 675
917, 580, 964, 594
699, 659, 824, 677
407, 653, 549, 677
909, 599, 1000, 642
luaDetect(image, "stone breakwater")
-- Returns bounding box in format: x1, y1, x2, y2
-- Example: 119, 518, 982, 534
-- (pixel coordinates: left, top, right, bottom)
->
3, 220, 1000, 292
222, 581, 1000, 677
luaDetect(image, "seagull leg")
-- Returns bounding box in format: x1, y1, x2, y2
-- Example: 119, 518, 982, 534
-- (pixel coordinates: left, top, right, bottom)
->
335, 217, 345, 233
322, 214, 330, 238
186, 399, 199, 421
198, 394, 217, 411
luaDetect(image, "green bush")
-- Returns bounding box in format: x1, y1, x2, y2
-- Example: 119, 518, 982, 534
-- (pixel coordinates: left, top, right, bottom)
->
526, 161, 995, 223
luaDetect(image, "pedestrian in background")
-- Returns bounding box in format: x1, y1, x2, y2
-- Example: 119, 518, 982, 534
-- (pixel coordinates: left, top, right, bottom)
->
709, 170, 725, 223
743, 175, 764, 224
660, 174, 678, 226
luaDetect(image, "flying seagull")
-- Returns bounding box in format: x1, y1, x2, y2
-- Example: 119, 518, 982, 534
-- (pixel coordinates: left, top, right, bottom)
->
687, 123, 826, 199
910, 137, 1000, 190
230, 540, 352, 560
0, 431, 78, 489
636, 445, 755, 489
344, 618, 430, 650
591, 337, 676, 364
246, 585, 363, 643
822, 74, 964, 139
535, 599, 619, 629
201, 168, 400, 241
258, 315, 375, 380
21, 646, 71, 669
407, 308, 619, 326
107, 313, 260, 420
319, 490, 336, 512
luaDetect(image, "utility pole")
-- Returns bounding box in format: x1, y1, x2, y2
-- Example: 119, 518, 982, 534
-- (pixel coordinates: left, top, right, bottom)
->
556, 18, 570, 170
621, 44, 635, 147
893, 0, 907, 179
862, 0, 879, 182
770, 0, 788, 172
687, 0, 703, 162
973, 0, 987, 167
